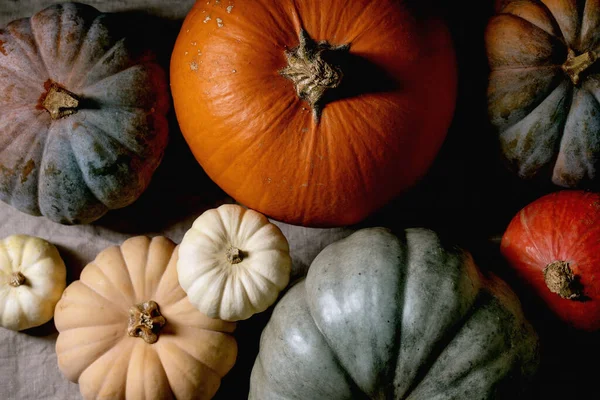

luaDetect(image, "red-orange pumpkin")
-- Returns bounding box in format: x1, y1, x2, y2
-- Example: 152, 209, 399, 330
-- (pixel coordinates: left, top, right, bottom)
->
170, 0, 457, 227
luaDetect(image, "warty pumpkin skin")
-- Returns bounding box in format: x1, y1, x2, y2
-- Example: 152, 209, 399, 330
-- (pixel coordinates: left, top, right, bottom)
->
486, 0, 600, 188
501, 190, 600, 331
170, 0, 457, 227
0, 2, 169, 224
54, 236, 238, 400
250, 228, 539, 399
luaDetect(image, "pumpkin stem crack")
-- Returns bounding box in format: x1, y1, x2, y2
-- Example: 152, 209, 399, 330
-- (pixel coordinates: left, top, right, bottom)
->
562, 49, 597, 86
280, 29, 350, 123
543, 261, 583, 300
128, 300, 166, 344
42, 83, 80, 120
8, 271, 26, 287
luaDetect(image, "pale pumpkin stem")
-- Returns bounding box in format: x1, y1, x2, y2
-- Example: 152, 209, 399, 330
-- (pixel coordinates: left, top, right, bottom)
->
280, 29, 350, 123
42, 83, 80, 120
226, 246, 243, 264
128, 300, 166, 344
562, 49, 597, 86
9, 271, 26, 287
543, 261, 583, 300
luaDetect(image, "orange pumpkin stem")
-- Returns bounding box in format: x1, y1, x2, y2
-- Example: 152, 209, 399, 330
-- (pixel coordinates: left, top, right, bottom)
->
543, 260, 583, 300
8, 271, 26, 287
42, 83, 80, 120
562, 49, 597, 86
128, 300, 166, 344
280, 29, 350, 123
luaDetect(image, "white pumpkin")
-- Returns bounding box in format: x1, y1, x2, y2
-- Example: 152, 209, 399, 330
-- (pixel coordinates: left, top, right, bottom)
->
0, 234, 66, 330
178, 204, 292, 321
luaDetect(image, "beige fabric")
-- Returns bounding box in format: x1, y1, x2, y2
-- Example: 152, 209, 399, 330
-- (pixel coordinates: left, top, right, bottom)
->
0, 2, 354, 399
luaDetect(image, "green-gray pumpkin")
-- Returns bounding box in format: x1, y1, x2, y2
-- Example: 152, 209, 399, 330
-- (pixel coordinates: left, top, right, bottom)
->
0, 2, 169, 224
250, 227, 539, 399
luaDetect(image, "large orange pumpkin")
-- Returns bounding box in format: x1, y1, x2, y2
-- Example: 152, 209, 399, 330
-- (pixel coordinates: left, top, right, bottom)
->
170, 0, 457, 227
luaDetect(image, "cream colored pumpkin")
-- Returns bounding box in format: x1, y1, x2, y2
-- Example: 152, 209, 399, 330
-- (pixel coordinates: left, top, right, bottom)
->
0, 234, 66, 331
178, 204, 292, 321
54, 236, 238, 400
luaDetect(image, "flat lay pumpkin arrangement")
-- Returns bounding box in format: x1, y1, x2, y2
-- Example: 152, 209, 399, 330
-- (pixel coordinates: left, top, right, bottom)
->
1, 0, 600, 399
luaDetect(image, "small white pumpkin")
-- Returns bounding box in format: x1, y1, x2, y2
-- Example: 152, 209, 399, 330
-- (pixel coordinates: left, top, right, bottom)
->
178, 204, 292, 321
0, 234, 66, 330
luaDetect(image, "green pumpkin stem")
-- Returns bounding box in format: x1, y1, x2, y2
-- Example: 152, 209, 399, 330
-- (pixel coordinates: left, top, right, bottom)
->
543, 261, 583, 300
562, 49, 597, 86
42, 83, 80, 120
280, 29, 350, 123
127, 300, 166, 344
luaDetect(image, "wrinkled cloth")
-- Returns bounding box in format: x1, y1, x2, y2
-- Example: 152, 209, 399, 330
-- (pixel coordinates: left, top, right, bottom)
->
0, 1, 355, 398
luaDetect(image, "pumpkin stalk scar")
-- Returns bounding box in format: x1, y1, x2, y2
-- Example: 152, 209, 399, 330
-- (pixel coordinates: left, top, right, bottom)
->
543, 261, 583, 300
128, 300, 166, 344
562, 49, 597, 86
280, 29, 350, 123
226, 246, 243, 264
42, 83, 80, 120
9, 271, 26, 287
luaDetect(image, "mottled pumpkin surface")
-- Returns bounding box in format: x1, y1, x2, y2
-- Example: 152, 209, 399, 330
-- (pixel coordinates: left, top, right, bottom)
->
486, 0, 600, 187
250, 228, 539, 399
0, 3, 169, 224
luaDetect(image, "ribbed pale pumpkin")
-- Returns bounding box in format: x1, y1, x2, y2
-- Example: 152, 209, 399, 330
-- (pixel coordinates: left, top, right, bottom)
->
55, 236, 237, 400
170, 0, 457, 227
250, 228, 540, 399
0, 234, 66, 331
486, 0, 600, 187
0, 2, 169, 224
178, 204, 291, 321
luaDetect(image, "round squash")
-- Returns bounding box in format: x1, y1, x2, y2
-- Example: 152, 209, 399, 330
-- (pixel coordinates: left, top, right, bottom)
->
54, 236, 237, 400
501, 190, 600, 330
0, 234, 66, 331
0, 2, 169, 224
170, 0, 457, 227
486, 0, 600, 187
178, 204, 291, 322
250, 228, 539, 399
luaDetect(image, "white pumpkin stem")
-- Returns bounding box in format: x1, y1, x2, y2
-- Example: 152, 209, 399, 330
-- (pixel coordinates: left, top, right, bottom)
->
226, 246, 243, 264
280, 29, 350, 123
543, 261, 583, 300
562, 49, 597, 86
9, 271, 26, 287
128, 300, 166, 344
42, 82, 80, 120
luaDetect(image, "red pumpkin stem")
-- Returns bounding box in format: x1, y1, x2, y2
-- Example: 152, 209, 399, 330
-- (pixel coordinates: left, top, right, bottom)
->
543, 261, 583, 300
42, 83, 80, 120
127, 300, 166, 344
562, 49, 597, 86
280, 29, 350, 123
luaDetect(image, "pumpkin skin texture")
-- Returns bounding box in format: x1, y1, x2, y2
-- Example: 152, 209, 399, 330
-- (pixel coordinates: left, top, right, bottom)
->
486, 0, 600, 188
178, 204, 292, 322
54, 236, 238, 400
0, 234, 66, 331
501, 190, 600, 330
170, 1, 457, 227
250, 228, 539, 399
0, 2, 169, 224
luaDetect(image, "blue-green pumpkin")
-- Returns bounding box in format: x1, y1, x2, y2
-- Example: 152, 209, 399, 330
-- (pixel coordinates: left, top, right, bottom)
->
250, 228, 540, 399
0, 2, 169, 224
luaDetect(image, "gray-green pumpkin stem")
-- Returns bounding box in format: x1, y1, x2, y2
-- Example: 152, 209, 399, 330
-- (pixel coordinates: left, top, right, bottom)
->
280, 29, 350, 123
543, 261, 582, 300
562, 49, 597, 86
42, 83, 80, 120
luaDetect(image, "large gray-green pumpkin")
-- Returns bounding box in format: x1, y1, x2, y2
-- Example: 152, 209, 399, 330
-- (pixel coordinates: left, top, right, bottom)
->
250, 228, 539, 399
0, 2, 169, 224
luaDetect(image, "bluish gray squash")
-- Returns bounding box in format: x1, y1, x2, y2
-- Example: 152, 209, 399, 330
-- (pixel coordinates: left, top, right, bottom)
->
250, 227, 539, 399
0, 2, 169, 224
